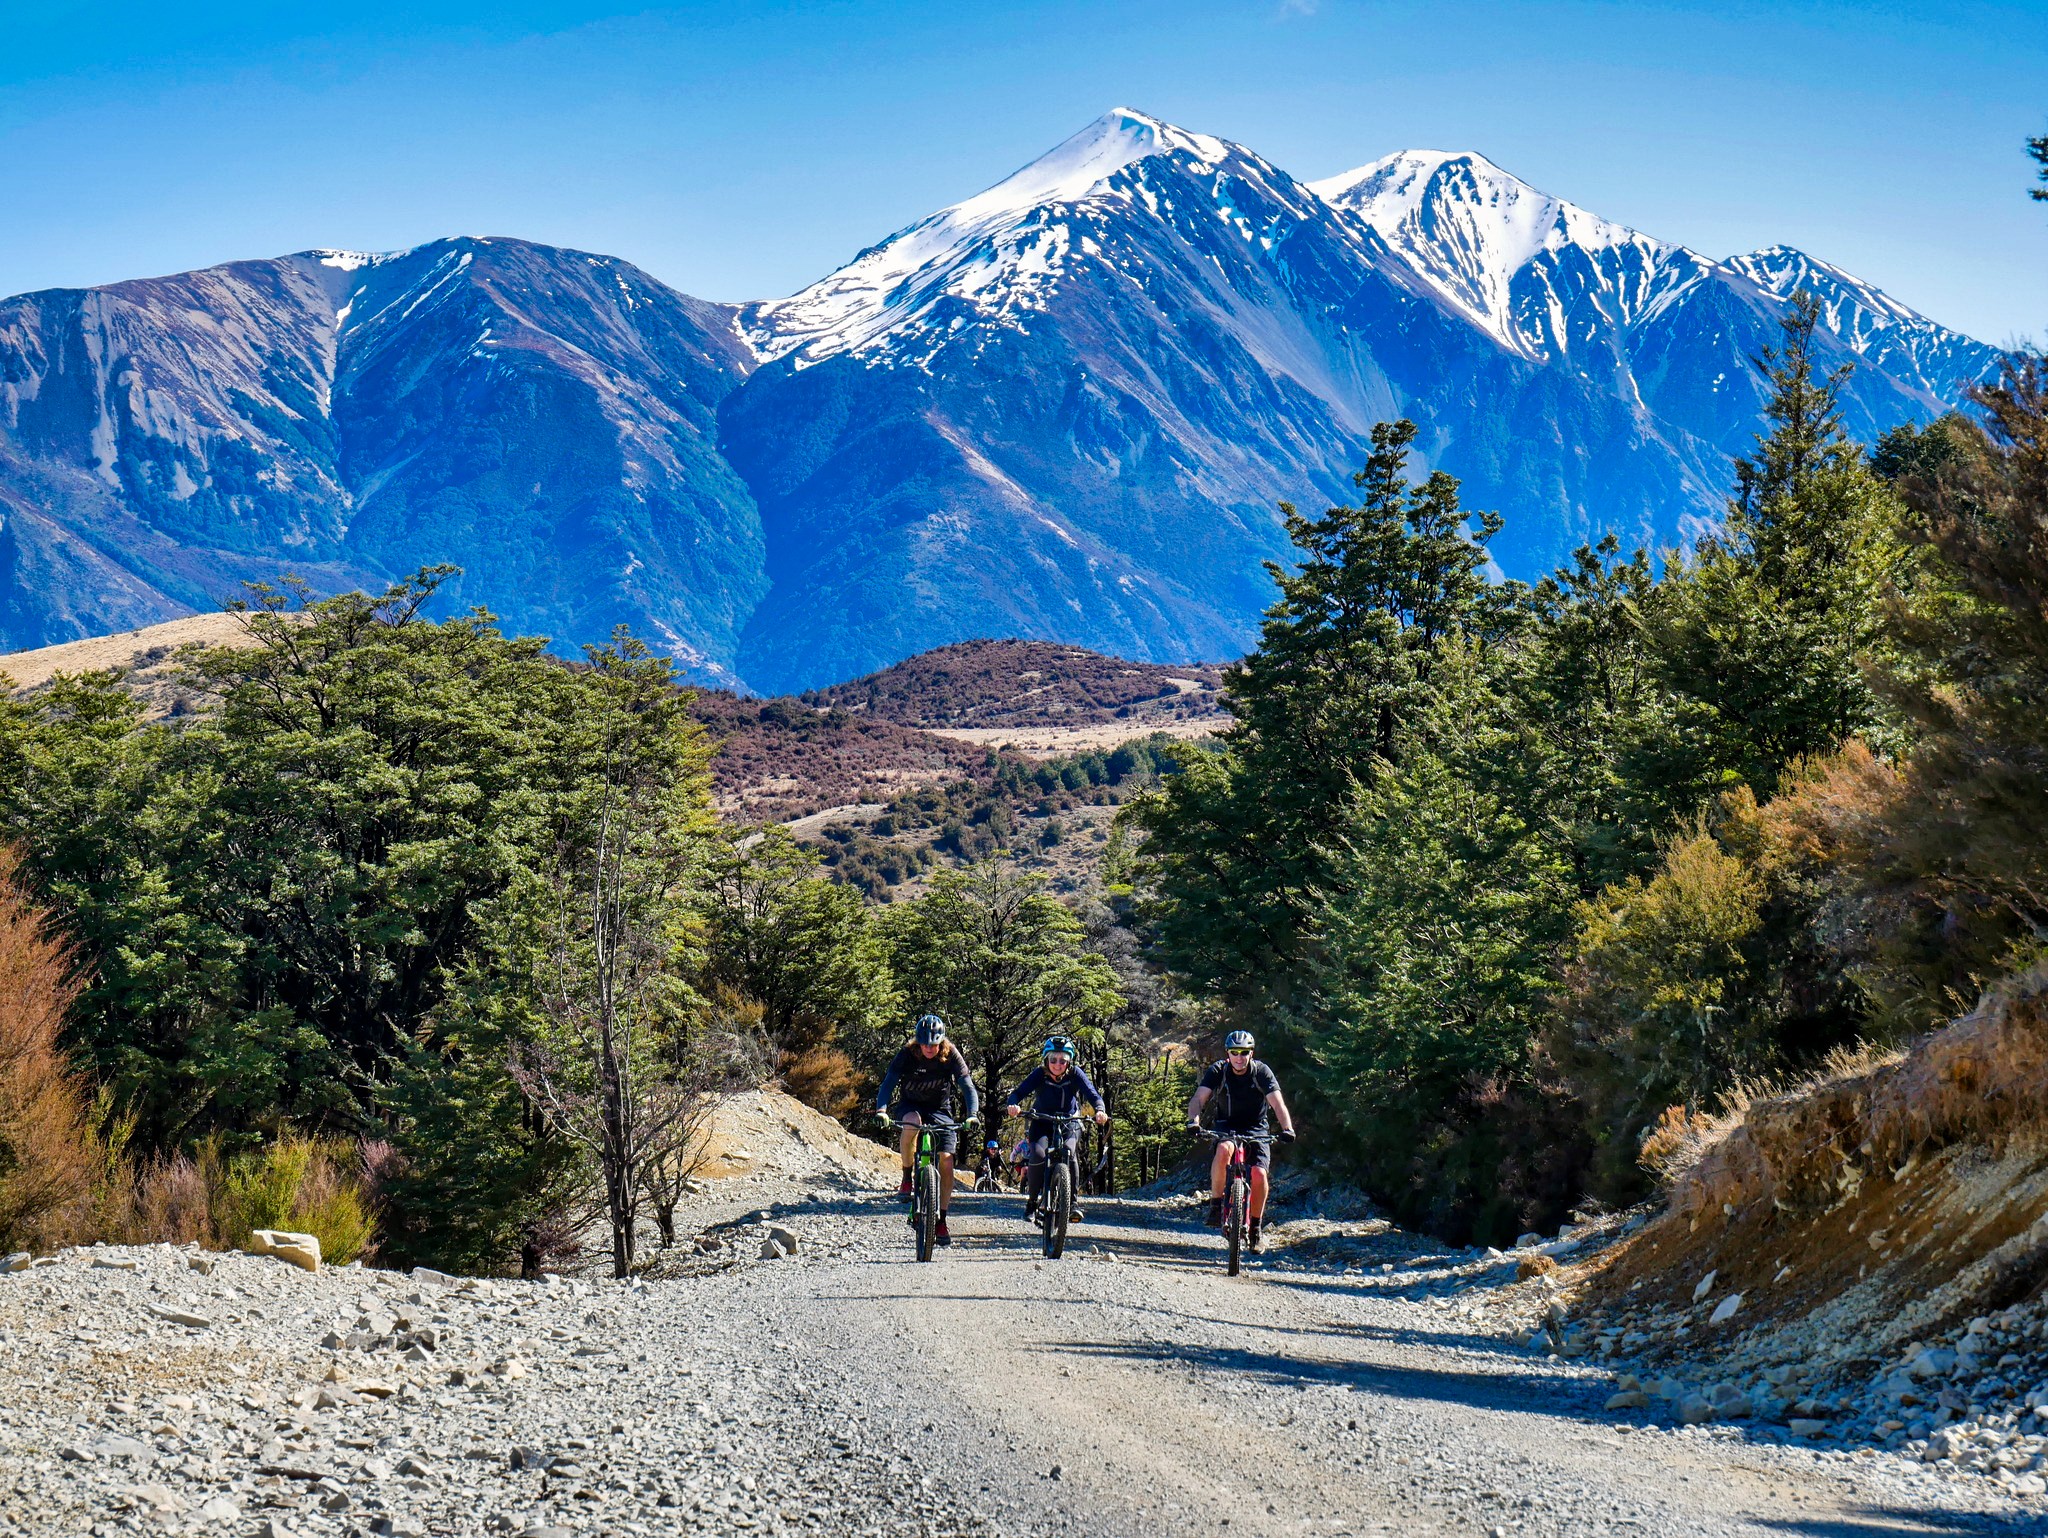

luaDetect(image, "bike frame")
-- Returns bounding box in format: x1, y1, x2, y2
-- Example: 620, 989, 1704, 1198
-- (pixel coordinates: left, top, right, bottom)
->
1200, 1126, 1275, 1276
1024, 1112, 1086, 1260
894, 1112, 967, 1263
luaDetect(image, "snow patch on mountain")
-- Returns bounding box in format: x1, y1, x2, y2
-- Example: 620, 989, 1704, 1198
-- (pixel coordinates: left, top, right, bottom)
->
1312, 150, 1706, 357
745, 108, 1229, 368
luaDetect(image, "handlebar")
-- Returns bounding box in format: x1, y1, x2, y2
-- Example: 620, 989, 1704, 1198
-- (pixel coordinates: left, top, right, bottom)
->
887, 1113, 974, 1130
1190, 1126, 1292, 1144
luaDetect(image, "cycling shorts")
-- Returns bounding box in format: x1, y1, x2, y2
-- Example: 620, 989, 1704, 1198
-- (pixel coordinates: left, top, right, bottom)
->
895, 1105, 959, 1154
1213, 1132, 1272, 1171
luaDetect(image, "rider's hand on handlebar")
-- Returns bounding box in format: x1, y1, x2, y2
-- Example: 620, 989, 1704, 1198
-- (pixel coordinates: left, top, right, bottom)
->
1278, 1127, 1298, 1143
1094, 1111, 1109, 1127
1003, 1104, 1021, 1118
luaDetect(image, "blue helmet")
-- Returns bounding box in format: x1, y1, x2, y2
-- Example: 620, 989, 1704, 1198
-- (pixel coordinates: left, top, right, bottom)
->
1042, 1034, 1077, 1062
915, 1013, 948, 1046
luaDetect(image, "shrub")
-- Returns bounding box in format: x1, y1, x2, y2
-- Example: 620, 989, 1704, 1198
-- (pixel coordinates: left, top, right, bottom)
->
0, 845, 101, 1252
213, 1137, 374, 1265
779, 1044, 862, 1121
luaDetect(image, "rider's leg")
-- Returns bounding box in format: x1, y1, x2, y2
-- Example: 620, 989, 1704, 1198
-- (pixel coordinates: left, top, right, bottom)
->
938, 1153, 955, 1210
1249, 1163, 1271, 1222
897, 1109, 922, 1172
1209, 1140, 1232, 1197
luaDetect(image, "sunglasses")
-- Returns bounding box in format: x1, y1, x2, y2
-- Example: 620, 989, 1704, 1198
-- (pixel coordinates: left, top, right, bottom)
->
1046, 1055, 1071, 1066
1226, 1049, 1251, 1058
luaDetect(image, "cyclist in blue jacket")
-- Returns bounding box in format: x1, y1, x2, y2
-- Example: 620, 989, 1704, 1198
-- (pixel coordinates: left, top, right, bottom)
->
1004, 1035, 1108, 1222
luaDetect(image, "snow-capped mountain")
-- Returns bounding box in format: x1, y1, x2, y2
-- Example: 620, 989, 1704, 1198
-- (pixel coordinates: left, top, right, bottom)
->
1311, 148, 1709, 358
0, 110, 2003, 692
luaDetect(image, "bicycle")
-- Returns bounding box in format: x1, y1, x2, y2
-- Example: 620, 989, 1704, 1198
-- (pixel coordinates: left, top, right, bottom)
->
975, 1143, 1007, 1194
1196, 1126, 1277, 1276
891, 1113, 968, 1262
1024, 1113, 1087, 1260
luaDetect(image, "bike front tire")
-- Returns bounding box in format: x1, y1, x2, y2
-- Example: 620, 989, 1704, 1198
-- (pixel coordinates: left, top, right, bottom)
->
1226, 1175, 1249, 1276
1044, 1163, 1071, 1260
915, 1162, 941, 1262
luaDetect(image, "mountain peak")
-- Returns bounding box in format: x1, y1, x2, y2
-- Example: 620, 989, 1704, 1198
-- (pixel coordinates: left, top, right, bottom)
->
1310, 148, 1696, 355
745, 108, 1253, 368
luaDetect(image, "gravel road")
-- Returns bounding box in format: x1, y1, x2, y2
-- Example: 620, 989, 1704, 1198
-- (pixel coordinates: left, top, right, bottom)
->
2, 1175, 2040, 1538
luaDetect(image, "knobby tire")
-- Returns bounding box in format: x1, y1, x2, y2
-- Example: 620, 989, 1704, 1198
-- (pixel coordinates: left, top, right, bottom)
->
1226, 1175, 1248, 1276
1045, 1163, 1071, 1260
916, 1162, 940, 1263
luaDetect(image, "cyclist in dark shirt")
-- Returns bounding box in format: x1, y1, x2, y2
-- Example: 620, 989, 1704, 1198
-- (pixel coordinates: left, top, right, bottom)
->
1186, 1029, 1296, 1251
1004, 1035, 1107, 1222
874, 1014, 979, 1246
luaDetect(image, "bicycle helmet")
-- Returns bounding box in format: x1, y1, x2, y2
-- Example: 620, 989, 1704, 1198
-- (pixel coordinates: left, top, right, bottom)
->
1042, 1034, 1077, 1062
1224, 1029, 1256, 1053
915, 1013, 948, 1046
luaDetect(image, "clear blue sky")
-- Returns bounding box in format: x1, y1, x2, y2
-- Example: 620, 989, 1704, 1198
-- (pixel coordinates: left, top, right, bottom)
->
2, 0, 2041, 343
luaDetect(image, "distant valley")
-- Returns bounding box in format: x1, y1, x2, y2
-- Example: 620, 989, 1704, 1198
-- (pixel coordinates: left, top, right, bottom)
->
0, 110, 2001, 691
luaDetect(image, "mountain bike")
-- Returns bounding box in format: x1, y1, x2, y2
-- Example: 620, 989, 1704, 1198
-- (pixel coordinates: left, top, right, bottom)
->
975, 1142, 1007, 1193
893, 1113, 967, 1262
1198, 1127, 1276, 1276
1026, 1114, 1086, 1260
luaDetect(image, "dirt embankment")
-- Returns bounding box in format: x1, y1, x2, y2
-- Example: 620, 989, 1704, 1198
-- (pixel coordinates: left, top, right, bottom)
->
1584, 967, 2048, 1352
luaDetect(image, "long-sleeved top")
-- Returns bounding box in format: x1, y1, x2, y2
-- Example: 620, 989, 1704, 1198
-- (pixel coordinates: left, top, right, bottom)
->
1006, 1064, 1105, 1121
874, 1043, 979, 1122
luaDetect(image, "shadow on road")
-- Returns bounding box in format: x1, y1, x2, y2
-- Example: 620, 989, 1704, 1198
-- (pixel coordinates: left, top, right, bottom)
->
1745, 1510, 2043, 1535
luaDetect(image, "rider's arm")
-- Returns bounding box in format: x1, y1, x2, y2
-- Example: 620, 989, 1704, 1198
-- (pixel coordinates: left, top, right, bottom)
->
953, 1057, 981, 1123
1004, 1068, 1039, 1116
1072, 1066, 1107, 1117
1186, 1083, 1213, 1124
1265, 1089, 1295, 1135
873, 1051, 903, 1113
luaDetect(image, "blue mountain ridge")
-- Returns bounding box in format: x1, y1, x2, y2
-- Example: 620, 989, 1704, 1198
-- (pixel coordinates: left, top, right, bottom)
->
0, 110, 2001, 693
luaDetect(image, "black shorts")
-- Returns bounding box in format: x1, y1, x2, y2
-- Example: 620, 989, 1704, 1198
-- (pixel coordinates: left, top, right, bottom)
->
1213, 1131, 1272, 1171
895, 1106, 958, 1154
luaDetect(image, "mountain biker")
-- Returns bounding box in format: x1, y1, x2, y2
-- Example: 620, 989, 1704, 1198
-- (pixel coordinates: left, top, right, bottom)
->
874, 1014, 979, 1247
979, 1136, 1005, 1192
1004, 1035, 1108, 1223
1186, 1030, 1296, 1251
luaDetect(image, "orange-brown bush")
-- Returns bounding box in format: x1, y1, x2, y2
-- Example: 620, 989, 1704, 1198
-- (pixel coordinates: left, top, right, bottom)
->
779, 1044, 862, 1121
0, 845, 100, 1251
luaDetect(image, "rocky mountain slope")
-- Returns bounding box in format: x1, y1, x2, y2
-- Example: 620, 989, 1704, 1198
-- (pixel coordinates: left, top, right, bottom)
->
0, 111, 2001, 691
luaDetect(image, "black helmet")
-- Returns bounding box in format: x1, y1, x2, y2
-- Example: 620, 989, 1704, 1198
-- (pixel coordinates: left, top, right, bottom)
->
1224, 1029, 1255, 1053
915, 1014, 948, 1046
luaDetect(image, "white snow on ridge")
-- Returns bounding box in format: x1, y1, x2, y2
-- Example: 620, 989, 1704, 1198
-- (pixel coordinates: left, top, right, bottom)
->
305, 249, 386, 273
1311, 150, 1705, 356
747, 109, 1227, 367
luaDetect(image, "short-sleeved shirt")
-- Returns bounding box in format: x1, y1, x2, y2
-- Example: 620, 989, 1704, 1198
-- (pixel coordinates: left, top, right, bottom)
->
1199, 1058, 1280, 1133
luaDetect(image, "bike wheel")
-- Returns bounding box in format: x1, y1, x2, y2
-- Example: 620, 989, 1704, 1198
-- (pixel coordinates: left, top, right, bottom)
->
916, 1162, 940, 1262
1226, 1175, 1248, 1276
1045, 1163, 1071, 1260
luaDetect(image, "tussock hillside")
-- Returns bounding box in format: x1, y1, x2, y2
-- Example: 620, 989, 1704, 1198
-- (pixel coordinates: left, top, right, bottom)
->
800, 639, 1226, 732
0, 612, 254, 716
690, 692, 1001, 823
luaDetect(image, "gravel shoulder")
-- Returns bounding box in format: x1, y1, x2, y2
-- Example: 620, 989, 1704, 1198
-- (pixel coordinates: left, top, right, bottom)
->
2, 1170, 2040, 1538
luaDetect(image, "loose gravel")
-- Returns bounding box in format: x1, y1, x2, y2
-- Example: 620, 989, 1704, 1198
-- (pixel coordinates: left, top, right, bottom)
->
3, 1170, 2040, 1537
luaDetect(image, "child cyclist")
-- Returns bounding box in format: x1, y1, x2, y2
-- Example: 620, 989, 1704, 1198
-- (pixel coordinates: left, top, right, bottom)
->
1003, 1035, 1108, 1223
